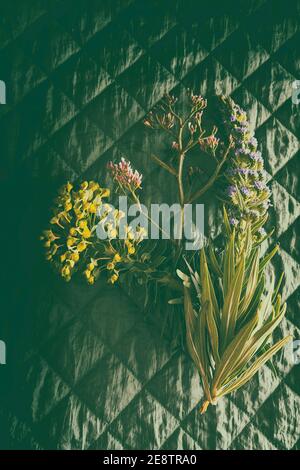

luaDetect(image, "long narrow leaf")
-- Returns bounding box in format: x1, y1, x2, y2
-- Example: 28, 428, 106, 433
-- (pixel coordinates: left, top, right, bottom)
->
221, 254, 245, 347
239, 249, 260, 315
216, 336, 292, 398
208, 241, 223, 278
239, 273, 265, 326
223, 229, 235, 297
272, 272, 284, 303
259, 245, 279, 274
251, 213, 268, 234
212, 310, 259, 394
223, 206, 231, 238
200, 249, 220, 363
224, 298, 287, 381
183, 288, 212, 402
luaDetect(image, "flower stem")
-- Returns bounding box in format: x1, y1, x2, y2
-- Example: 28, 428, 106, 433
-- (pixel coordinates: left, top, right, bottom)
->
130, 190, 176, 243
176, 123, 185, 246
200, 400, 210, 414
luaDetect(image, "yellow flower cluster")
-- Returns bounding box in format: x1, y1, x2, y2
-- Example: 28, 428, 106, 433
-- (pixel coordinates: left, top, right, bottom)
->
84, 258, 97, 285
99, 218, 147, 284
41, 181, 146, 285
42, 181, 109, 281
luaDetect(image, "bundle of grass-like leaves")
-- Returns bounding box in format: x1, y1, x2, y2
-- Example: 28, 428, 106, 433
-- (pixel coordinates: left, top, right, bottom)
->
178, 208, 291, 413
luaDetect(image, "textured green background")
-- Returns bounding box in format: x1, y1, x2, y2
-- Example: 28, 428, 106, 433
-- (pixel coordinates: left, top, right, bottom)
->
0, 0, 300, 450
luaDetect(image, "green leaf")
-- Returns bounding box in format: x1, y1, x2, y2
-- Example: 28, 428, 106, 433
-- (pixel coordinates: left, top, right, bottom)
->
201, 249, 219, 318
243, 223, 253, 257
239, 273, 265, 326
223, 206, 231, 238
259, 245, 279, 273
200, 248, 220, 363
223, 229, 235, 297
251, 296, 286, 349
256, 276, 275, 328
216, 335, 292, 398
253, 228, 274, 247
236, 188, 246, 212
184, 258, 200, 297
239, 249, 260, 316
200, 249, 220, 363
212, 310, 259, 394
224, 297, 287, 381
221, 253, 245, 347
272, 272, 284, 303
198, 300, 211, 381
208, 241, 222, 278
183, 289, 212, 402
251, 213, 268, 234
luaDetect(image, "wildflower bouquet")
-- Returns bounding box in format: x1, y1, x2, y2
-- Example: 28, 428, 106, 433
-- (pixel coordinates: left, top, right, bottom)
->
41, 91, 291, 412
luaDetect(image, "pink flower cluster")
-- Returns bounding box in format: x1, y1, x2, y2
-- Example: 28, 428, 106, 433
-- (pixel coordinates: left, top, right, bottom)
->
191, 94, 207, 109
107, 158, 143, 191
199, 132, 219, 153
206, 134, 219, 149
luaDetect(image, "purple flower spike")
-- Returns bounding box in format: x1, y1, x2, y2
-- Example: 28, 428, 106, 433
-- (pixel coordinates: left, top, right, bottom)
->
249, 151, 263, 163
228, 185, 237, 196
254, 180, 265, 190
237, 168, 248, 175
241, 186, 250, 196
229, 217, 238, 226
250, 136, 258, 147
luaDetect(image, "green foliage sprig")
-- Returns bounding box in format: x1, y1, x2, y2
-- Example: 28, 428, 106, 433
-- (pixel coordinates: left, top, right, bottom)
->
179, 211, 291, 413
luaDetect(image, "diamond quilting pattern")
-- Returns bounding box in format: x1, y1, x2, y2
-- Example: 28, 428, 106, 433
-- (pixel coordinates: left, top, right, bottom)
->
1, 0, 300, 450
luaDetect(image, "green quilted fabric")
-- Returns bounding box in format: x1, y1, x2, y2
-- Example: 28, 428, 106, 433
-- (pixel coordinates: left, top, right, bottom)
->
1, 0, 300, 450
